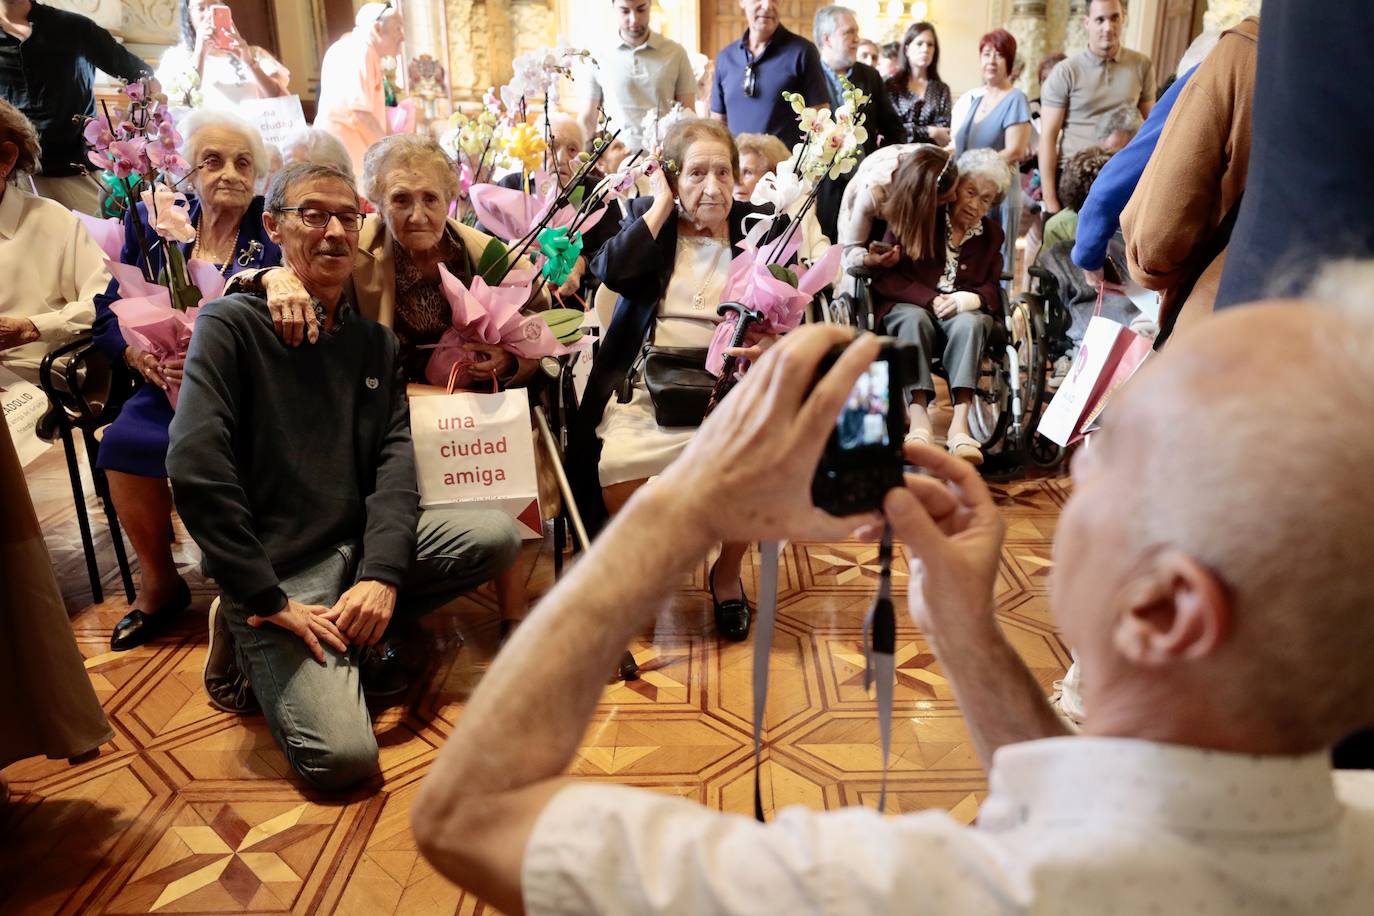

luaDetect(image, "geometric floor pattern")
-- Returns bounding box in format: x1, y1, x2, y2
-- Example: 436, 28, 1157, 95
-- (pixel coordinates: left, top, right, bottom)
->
1, 443, 1071, 914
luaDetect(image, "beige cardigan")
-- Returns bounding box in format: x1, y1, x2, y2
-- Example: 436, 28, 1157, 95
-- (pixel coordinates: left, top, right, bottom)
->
349, 214, 551, 327
1121, 17, 1258, 331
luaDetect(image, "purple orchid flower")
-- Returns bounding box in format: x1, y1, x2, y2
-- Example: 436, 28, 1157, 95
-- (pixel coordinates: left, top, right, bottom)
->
107, 139, 149, 179
83, 119, 114, 151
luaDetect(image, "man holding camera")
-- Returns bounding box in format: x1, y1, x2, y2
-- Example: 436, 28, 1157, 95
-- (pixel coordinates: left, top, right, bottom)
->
412, 303, 1374, 912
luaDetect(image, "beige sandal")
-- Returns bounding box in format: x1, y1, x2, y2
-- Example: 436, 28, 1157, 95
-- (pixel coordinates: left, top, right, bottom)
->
904, 428, 934, 447
946, 432, 985, 466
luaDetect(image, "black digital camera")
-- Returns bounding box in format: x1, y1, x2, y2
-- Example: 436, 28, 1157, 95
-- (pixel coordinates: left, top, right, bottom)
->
811, 338, 921, 516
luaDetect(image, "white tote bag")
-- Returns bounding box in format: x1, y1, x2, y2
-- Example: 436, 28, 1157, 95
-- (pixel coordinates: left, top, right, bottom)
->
410, 388, 543, 538
1038, 314, 1152, 447
1, 367, 52, 467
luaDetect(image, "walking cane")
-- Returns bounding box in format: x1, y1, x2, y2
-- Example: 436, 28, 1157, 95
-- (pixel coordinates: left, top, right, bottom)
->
706, 301, 765, 413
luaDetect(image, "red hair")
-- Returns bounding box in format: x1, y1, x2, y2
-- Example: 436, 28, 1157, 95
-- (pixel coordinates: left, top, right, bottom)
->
979, 29, 1018, 72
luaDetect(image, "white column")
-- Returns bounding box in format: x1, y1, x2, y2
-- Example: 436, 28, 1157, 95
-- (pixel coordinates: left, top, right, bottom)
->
1064, 0, 1088, 54
1007, 0, 1049, 96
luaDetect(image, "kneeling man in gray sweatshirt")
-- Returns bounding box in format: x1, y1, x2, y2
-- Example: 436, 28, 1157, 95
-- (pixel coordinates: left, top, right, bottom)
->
168, 163, 519, 790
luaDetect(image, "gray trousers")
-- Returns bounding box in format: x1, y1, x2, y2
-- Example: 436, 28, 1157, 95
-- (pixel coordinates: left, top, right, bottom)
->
222, 507, 521, 790
881, 305, 994, 399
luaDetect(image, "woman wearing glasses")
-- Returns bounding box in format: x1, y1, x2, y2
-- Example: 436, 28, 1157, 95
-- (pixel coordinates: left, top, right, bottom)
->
92, 111, 281, 651
253, 134, 545, 642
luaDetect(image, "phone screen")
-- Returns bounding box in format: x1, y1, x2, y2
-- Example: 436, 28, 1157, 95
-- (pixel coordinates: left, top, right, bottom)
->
835, 360, 891, 452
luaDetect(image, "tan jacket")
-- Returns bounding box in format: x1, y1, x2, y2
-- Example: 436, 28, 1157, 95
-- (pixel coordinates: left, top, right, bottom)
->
349, 214, 550, 327
1122, 17, 1258, 331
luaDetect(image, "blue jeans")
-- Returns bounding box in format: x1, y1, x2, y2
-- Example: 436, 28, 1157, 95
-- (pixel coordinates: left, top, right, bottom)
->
222, 507, 521, 790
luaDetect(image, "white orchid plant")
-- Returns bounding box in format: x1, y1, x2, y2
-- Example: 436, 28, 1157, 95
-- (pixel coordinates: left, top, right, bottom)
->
746, 75, 869, 280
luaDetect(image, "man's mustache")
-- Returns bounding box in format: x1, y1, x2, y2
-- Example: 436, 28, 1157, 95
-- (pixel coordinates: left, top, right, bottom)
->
315, 245, 351, 257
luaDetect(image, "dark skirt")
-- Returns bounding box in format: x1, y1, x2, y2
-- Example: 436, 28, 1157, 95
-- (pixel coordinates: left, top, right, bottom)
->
96, 385, 174, 477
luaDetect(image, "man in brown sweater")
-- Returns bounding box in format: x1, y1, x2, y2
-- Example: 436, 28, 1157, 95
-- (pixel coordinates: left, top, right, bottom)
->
1120, 17, 1258, 338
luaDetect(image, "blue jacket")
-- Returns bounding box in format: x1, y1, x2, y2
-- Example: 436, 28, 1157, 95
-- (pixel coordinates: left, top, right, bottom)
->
1071, 66, 1196, 272
92, 195, 281, 360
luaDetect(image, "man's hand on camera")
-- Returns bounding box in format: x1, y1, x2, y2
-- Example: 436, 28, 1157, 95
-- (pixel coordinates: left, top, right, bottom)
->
883, 442, 1005, 638
656, 325, 884, 544
248, 599, 349, 664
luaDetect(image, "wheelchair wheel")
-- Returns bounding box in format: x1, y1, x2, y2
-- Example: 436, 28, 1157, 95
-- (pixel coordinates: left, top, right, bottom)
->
968, 347, 1012, 451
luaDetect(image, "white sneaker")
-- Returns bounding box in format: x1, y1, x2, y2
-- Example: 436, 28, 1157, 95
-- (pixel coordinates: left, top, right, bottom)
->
1046, 355, 1073, 391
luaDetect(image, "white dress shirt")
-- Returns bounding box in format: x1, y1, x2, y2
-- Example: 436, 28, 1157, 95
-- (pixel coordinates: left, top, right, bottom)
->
0, 185, 108, 383
522, 736, 1374, 914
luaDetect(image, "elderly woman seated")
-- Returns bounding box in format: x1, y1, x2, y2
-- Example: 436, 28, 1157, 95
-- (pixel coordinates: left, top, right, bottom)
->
254, 134, 535, 639
573, 118, 777, 642
0, 100, 108, 384
871, 148, 1012, 465
92, 110, 281, 651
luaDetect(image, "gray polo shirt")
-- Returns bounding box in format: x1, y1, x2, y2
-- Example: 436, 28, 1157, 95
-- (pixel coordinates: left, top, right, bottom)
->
1042, 47, 1154, 160
588, 30, 696, 150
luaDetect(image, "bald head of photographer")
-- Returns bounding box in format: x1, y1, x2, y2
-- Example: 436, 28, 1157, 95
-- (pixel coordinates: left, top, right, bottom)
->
409, 273, 1374, 915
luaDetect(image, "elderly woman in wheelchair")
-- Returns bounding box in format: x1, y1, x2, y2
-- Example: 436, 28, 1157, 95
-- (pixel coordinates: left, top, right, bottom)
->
865, 149, 1012, 465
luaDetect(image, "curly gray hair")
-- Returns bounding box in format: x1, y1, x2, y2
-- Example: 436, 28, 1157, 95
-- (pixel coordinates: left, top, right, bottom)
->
954, 148, 1013, 204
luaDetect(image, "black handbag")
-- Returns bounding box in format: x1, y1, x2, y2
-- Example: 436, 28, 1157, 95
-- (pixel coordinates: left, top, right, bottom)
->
641, 345, 713, 427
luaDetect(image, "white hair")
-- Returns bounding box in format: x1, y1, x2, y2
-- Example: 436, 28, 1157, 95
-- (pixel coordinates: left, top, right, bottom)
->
356, 2, 393, 28
548, 113, 586, 151
1095, 106, 1143, 142
279, 128, 355, 183
1128, 274, 1374, 742
813, 5, 855, 47
178, 109, 268, 181
954, 148, 1012, 203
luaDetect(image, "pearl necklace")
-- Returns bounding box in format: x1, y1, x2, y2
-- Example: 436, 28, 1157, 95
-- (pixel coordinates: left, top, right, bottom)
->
191, 235, 235, 275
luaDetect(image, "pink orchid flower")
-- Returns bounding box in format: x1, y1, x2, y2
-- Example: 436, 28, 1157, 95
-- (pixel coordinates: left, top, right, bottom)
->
83, 119, 114, 151
107, 139, 148, 179
155, 120, 182, 150
140, 185, 197, 244
125, 79, 146, 102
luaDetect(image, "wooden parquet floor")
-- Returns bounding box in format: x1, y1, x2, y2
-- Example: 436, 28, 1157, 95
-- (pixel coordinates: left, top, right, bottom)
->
1, 443, 1070, 915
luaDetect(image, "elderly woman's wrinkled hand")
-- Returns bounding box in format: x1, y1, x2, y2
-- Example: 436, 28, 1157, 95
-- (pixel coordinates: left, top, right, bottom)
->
160, 358, 185, 387
263, 268, 318, 347
463, 343, 517, 381
656, 325, 884, 545
932, 294, 959, 319
556, 256, 586, 298
125, 347, 169, 390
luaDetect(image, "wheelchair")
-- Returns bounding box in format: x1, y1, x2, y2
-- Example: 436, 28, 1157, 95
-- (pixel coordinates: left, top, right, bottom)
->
831, 266, 1050, 472
1018, 264, 1076, 469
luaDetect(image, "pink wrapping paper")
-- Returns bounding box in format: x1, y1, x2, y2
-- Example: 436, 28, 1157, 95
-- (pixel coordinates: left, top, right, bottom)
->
468, 173, 606, 245
424, 264, 590, 390
705, 236, 844, 376
74, 211, 123, 262
105, 258, 226, 409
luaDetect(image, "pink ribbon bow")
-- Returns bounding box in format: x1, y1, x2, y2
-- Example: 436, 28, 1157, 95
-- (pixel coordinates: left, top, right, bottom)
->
424, 264, 590, 390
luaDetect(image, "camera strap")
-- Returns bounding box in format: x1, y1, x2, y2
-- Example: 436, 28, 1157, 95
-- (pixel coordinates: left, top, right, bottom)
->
750, 526, 898, 822
750, 539, 782, 822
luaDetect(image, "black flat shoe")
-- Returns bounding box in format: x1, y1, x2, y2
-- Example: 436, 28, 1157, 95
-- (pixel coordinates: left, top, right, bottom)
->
709, 560, 752, 642
498, 617, 521, 648
110, 579, 191, 651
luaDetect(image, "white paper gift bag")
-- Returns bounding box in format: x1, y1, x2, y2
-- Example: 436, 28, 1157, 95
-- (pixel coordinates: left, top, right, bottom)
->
1, 367, 53, 467
410, 388, 543, 538
1038, 315, 1152, 447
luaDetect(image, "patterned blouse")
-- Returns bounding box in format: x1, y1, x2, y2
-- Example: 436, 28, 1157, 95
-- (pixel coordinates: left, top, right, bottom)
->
391, 227, 474, 382
887, 78, 952, 144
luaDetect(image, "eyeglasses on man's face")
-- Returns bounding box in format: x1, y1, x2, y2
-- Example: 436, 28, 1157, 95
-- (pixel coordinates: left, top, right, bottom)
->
276, 207, 365, 232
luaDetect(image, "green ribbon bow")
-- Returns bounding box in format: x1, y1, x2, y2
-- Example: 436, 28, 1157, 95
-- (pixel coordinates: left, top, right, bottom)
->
537, 226, 584, 288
